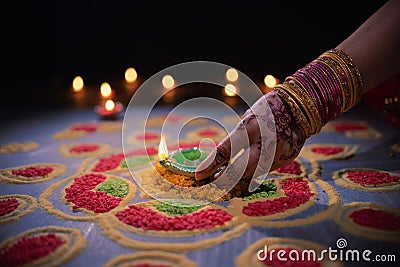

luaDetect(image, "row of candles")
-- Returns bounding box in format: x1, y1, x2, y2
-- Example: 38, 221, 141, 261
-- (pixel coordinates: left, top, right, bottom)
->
71, 67, 280, 119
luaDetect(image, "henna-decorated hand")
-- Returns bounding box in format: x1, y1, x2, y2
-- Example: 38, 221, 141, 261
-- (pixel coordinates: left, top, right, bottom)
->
195, 91, 307, 181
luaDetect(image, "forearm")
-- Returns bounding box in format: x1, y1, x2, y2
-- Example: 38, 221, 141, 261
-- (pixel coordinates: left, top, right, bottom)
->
336, 0, 400, 92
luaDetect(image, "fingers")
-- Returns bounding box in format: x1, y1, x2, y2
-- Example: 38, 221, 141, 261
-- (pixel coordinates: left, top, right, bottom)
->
195, 114, 261, 180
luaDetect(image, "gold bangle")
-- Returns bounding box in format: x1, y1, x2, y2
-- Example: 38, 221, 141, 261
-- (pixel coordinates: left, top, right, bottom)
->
274, 85, 312, 137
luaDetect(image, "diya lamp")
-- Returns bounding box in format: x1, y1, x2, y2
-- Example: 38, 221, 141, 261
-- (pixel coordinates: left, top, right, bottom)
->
95, 99, 123, 120
157, 135, 216, 178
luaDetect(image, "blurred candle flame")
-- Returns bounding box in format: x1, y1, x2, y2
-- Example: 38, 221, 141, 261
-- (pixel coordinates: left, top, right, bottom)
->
125, 68, 137, 82
224, 84, 237, 96
226, 68, 238, 82
72, 76, 84, 92
162, 75, 175, 89
100, 82, 112, 98
158, 135, 169, 160
105, 99, 115, 111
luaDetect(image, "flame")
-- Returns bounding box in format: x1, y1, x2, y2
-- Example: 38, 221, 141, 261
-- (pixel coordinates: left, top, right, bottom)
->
264, 75, 277, 88
72, 76, 84, 92
226, 68, 238, 82
162, 74, 175, 89
105, 99, 115, 111
125, 67, 137, 82
158, 135, 169, 160
224, 84, 237, 96
100, 82, 112, 98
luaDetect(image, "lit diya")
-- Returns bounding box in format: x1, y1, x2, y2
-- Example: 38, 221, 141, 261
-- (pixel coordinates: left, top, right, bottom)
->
157, 135, 217, 178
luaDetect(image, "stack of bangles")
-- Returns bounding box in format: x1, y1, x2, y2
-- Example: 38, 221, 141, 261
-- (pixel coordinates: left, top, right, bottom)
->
273, 49, 363, 138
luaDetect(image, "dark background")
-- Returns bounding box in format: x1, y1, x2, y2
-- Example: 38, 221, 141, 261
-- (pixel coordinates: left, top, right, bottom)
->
2, 0, 388, 108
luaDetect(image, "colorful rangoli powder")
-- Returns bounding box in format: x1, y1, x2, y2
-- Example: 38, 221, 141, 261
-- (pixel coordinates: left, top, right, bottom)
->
333, 123, 368, 132
0, 234, 65, 266
116, 205, 232, 231
276, 161, 302, 175
69, 144, 99, 153
242, 178, 314, 216
153, 200, 204, 216
0, 198, 19, 216
71, 124, 98, 132
64, 173, 124, 213
93, 148, 158, 172
310, 146, 344, 155
12, 166, 54, 178
346, 170, 399, 186
349, 208, 400, 230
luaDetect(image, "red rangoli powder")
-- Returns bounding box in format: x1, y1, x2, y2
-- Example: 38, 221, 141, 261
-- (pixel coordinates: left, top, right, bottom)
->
116, 206, 232, 231
261, 247, 321, 267
198, 129, 219, 137
64, 173, 123, 213
0, 198, 19, 216
276, 161, 302, 175
346, 170, 399, 186
349, 208, 400, 231
242, 178, 314, 217
128, 264, 171, 267
333, 123, 368, 132
92, 147, 158, 172
71, 124, 98, 132
0, 233, 65, 266
310, 146, 344, 155
69, 144, 99, 153
138, 133, 159, 140
12, 166, 54, 178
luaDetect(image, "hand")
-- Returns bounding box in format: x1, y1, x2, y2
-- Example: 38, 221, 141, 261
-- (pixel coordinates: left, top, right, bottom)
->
195, 91, 306, 182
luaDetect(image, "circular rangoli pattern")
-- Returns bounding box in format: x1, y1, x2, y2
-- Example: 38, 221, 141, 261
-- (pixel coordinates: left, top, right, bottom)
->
59, 142, 111, 158
103, 251, 197, 267
299, 144, 358, 161
0, 194, 37, 225
334, 202, 400, 242
0, 226, 86, 267
332, 168, 400, 192
98, 199, 248, 252
0, 163, 66, 184
322, 120, 382, 140
40, 172, 136, 221
0, 141, 39, 154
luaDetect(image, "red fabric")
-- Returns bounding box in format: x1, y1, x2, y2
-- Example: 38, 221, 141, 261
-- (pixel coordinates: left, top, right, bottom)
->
363, 73, 400, 127
349, 208, 400, 230
0, 233, 65, 266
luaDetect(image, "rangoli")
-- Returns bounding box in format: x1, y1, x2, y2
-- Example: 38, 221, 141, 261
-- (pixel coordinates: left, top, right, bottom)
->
332, 168, 400, 192
81, 147, 158, 173
0, 194, 37, 225
334, 202, 400, 242
103, 251, 198, 267
322, 120, 382, 140
0, 226, 86, 267
0, 141, 39, 154
53, 121, 122, 140
59, 142, 111, 158
0, 163, 66, 184
98, 199, 248, 252
40, 172, 136, 221
299, 144, 358, 161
